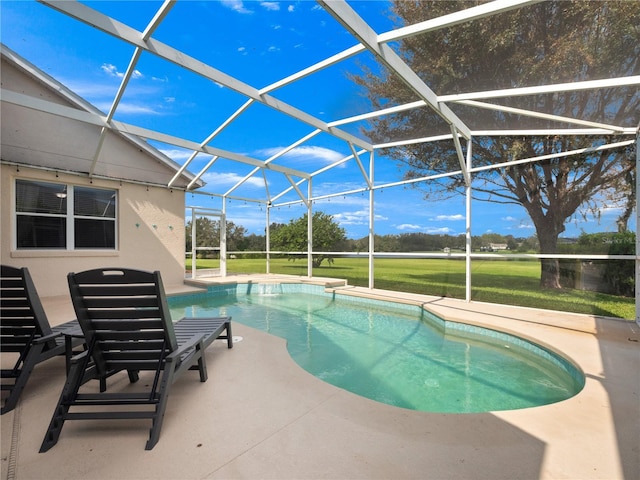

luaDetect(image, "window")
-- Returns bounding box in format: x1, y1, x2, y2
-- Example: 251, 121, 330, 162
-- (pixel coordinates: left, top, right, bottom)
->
15, 179, 117, 250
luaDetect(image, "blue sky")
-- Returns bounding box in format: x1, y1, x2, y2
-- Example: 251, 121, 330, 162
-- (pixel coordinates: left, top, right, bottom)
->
1, 1, 632, 239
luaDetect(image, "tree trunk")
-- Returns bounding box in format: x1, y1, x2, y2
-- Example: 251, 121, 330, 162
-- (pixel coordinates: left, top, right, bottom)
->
616, 167, 636, 233
540, 258, 562, 289
616, 191, 634, 233
537, 228, 562, 289
616, 206, 632, 233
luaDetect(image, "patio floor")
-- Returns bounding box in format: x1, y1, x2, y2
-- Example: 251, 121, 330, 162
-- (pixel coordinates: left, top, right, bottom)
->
2, 275, 639, 480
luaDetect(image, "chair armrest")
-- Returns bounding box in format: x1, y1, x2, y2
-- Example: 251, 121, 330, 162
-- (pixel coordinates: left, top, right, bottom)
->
165, 334, 206, 364
69, 349, 90, 364
33, 331, 63, 345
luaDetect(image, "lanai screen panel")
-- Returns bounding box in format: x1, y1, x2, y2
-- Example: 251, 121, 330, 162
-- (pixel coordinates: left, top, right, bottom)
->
1, 0, 637, 205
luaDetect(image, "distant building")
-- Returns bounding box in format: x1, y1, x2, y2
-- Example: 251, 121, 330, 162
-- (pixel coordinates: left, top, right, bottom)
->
480, 244, 508, 252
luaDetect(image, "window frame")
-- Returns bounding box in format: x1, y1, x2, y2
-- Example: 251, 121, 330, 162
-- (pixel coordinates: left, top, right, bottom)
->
14, 178, 118, 251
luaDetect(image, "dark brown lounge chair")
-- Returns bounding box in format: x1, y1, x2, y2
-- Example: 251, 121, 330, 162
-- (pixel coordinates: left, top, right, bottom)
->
1, 265, 84, 415
40, 268, 232, 451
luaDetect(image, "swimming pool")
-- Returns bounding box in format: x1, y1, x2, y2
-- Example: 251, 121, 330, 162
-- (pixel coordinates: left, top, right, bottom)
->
169, 283, 584, 413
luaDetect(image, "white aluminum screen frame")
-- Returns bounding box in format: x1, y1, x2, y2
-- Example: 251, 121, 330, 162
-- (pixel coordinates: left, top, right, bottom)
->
2, 0, 637, 323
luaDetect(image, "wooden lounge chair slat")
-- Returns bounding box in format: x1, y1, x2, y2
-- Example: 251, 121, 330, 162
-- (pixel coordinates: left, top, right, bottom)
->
1, 308, 37, 318
95, 331, 166, 341
0, 299, 32, 309
91, 319, 165, 330
103, 352, 169, 362
87, 310, 163, 320
100, 341, 165, 349
74, 392, 158, 401
82, 297, 160, 308
67, 412, 157, 420
77, 284, 157, 296
1, 326, 38, 335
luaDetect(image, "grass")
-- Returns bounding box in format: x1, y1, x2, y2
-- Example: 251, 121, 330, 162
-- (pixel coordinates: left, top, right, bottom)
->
186, 257, 635, 320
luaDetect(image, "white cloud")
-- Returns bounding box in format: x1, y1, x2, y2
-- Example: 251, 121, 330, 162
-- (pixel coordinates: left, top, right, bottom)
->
423, 227, 455, 234
393, 224, 456, 234
62, 78, 159, 115
201, 171, 265, 189
226, 213, 268, 233
434, 214, 464, 221
220, 0, 253, 14
258, 146, 345, 165
101, 63, 121, 78
397, 224, 421, 231
600, 204, 624, 215
502, 216, 517, 222
332, 209, 385, 226
288, 5, 295, 12
93, 101, 160, 115
108, 103, 159, 115
158, 148, 195, 161
62, 79, 116, 99
260, 2, 280, 11
63, 70, 169, 117
267, 45, 280, 53
100, 63, 143, 79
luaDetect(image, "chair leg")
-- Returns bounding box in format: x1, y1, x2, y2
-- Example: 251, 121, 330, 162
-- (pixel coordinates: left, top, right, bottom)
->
1, 343, 45, 415
226, 321, 233, 349
196, 340, 207, 382
145, 364, 177, 450
95, 370, 138, 392
40, 354, 91, 452
145, 338, 208, 450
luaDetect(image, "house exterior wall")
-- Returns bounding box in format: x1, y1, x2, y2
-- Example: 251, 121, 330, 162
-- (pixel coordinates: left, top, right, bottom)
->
1, 165, 186, 297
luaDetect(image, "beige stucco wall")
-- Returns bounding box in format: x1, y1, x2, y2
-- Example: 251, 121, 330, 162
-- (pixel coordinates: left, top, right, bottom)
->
0, 165, 186, 297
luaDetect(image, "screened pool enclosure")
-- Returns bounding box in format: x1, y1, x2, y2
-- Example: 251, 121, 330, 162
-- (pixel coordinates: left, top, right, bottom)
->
1, 1, 638, 321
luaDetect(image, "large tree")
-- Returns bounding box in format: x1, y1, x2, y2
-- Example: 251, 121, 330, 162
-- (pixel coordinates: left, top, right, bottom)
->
270, 211, 347, 267
353, 1, 639, 288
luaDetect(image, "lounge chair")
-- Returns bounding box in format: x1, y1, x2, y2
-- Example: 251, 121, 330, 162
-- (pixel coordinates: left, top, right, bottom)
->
40, 268, 232, 451
1, 265, 84, 415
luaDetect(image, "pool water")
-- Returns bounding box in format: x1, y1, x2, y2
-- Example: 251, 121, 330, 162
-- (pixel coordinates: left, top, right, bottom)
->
169, 284, 584, 413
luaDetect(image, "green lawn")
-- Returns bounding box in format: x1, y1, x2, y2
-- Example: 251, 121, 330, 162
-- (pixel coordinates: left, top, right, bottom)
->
186, 257, 634, 320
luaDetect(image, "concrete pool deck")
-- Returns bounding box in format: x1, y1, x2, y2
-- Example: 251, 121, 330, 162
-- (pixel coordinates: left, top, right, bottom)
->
2, 274, 639, 479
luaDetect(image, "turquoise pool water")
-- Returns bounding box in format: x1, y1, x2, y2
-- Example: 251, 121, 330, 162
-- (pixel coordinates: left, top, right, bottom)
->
169, 283, 584, 413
